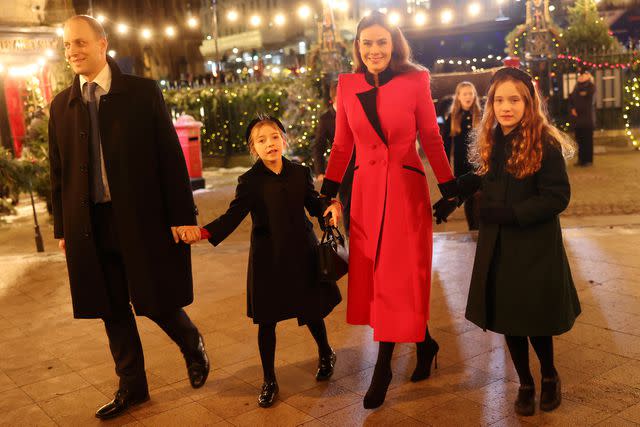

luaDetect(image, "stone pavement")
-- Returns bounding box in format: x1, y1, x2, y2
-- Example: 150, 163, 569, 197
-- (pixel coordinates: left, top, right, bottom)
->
1, 150, 640, 426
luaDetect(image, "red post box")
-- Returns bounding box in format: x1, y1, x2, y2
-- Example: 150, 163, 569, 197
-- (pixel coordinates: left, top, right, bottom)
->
174, 114, 205, 190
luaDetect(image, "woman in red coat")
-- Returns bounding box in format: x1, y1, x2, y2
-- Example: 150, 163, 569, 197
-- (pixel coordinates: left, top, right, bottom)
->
322, 11, 457, 408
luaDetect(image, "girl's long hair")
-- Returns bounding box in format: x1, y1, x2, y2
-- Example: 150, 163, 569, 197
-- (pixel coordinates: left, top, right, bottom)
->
352, 11, 425, 74
449, 81, 482, 136
468, 75, 575, 179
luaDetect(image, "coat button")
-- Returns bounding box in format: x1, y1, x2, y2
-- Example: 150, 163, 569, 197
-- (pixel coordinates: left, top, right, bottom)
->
372, 145, 377, 150
80, 165, 88, 173
83, 232, 90, 238
381, 160, 387, 166
369, 160, 376, 165
80, 132, 87, 139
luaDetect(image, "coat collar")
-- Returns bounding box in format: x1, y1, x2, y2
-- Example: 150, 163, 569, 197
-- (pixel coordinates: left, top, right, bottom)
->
67, 56, 126, 106
254, 156, 290, 177
363, 66, 395, 87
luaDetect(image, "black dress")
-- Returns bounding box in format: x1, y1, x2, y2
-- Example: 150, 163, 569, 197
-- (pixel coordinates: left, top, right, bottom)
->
203, 157, 342, 324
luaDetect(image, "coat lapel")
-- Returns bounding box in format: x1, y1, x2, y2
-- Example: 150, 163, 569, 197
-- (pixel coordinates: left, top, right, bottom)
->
355, 67, 395, 146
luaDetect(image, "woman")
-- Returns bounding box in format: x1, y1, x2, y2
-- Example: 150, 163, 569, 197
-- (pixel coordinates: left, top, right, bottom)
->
442, 81, 483, 230
322, 11, 457, 409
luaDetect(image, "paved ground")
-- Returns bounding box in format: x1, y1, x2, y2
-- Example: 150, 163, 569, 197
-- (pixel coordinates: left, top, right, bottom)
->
1, 150, 640, 426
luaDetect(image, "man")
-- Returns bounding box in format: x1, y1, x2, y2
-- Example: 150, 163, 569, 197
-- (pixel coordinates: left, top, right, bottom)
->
49, 15, 208, 420
569, 70, 596, 167
313, 80, 355, 235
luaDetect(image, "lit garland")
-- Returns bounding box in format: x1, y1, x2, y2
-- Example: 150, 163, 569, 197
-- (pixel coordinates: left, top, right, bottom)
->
623, 74, 640, 148
557, 53, 640, 70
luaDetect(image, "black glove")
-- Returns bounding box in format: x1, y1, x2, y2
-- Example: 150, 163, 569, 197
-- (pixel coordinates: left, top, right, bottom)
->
479, 206, 517, 225
433, 197, 459, 224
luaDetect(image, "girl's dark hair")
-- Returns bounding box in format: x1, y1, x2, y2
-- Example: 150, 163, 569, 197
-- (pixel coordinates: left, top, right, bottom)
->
352, 11, 425, 74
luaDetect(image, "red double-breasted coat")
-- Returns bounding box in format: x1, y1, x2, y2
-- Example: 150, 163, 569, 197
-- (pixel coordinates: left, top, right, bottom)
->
321, 68, 454, 342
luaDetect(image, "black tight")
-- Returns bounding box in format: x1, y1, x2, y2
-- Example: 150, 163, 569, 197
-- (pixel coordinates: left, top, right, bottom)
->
258, 319, 331, 382
505, 335, 557, 386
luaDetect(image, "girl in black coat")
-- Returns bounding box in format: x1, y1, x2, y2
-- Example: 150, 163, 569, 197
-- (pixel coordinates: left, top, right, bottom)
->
434, 68, 580, 417
180, 116, 342, 408
441, 81, 483, 230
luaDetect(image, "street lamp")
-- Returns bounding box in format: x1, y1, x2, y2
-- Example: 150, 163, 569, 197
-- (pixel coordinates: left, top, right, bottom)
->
141, 28, 152, 39
468, 3, 482, 17
96, 14, 106, 23
108, 49, 116, 58
441, 9, 454, 25
116, 23, 129, 34
165, 26, 176, 37
414, 11, 427, 26
227, 10, 238, 21
250, 14, 262, 27
388, 11, 401, 26
187, 16, 198, 28
274, 13, 286, 27
298, 5, 312, 20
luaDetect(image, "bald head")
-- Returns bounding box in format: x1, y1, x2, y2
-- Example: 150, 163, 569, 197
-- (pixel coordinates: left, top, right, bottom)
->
65, 15, 106, 39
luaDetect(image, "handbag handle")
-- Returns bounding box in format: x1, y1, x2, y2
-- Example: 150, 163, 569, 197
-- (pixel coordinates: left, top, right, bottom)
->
321, 225, 345, 246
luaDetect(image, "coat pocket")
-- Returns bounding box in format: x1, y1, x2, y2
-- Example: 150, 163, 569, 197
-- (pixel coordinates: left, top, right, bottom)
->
402, 165, 426, 177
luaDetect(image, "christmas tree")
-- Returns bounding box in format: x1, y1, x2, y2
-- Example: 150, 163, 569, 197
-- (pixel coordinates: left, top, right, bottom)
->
564, 0, 622, 55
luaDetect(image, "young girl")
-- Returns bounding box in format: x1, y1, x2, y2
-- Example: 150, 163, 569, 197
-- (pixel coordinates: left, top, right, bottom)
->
442, 81, 483, 230
180, 115, 342, 408
434, 67, 581, 416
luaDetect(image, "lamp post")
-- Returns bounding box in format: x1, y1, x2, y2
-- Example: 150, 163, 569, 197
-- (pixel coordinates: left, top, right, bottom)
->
211, 0, 220, 73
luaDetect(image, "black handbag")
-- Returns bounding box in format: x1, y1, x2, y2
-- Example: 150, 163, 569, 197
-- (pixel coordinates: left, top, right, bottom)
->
318, 225, 349, 282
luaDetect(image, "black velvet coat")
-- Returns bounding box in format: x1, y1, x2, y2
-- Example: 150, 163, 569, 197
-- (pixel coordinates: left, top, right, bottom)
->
204, 157, 342, 324
464, 127, 581, 336
48, 57, 197, 318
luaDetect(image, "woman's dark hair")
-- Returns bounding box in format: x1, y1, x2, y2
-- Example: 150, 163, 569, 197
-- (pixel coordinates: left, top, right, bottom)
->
352, 11, 425, 74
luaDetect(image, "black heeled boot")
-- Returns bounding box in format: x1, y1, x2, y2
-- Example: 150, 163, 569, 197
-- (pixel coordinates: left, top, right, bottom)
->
411, 338, 439, 382
540, 374, 561, 412
514, 384, 535, 416
363, 342, 394, 409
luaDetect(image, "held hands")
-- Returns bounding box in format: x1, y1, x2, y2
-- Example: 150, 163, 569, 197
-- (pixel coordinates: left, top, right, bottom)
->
172, 225, 201, 244
323, 199, 342, 227
432, 197, 459, 224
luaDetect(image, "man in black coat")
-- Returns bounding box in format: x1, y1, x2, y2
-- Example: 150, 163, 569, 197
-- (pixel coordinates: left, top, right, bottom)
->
313, 81, 355, 234
569, 70, 596, 166
49, 15, 208, 419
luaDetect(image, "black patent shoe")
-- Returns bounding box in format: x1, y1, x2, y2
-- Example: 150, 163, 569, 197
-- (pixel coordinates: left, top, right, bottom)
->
540, 375, 562, 412
185, 334, 210, 388
95, 388, 149, 420
258, 381, 279, 408
316, 349, 337, 381
514, 384, 535, 416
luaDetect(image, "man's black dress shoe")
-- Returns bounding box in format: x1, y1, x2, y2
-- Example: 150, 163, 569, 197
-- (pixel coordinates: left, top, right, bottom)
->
185, 334, 210, 388
258, 381, 279, 408
316, 349, 336, 381
95, 388, 149, 420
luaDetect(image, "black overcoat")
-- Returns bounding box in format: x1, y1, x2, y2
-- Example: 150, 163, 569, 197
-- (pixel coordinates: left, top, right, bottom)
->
464, 128, 581, 336
204, 157, 342, 324
48, 58, 197, 319
568, 80, 596, 129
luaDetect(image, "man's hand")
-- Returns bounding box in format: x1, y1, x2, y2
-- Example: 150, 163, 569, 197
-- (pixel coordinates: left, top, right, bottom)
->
58, 239, 65, 253
570, 108, 578, 117
175, 226, 201, 244
315, 174, 325, 182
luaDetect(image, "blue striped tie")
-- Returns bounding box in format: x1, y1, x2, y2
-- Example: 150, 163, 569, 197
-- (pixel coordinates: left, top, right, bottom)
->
86, 82, 106, 203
